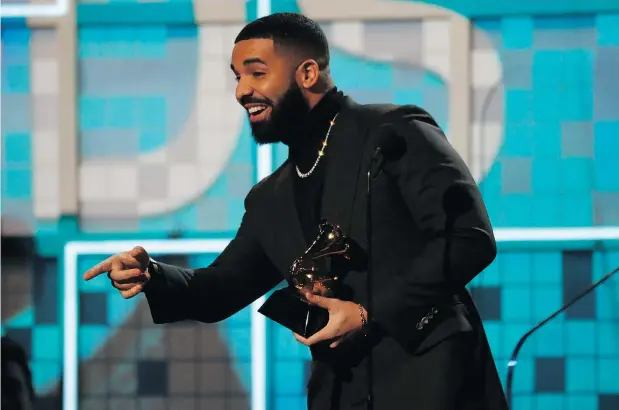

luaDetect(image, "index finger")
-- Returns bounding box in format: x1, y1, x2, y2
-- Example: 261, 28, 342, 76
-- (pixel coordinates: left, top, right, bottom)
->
83, 256, 114, 280
300, 322, 338, 346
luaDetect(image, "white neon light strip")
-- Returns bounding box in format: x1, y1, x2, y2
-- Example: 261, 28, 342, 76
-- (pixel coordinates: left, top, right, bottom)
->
494, 226, 619, 242
252, 2, 273, 409
0, 0, 68, 17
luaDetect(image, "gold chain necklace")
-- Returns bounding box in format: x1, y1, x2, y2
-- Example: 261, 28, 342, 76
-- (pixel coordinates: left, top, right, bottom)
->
295, 113, 339, 178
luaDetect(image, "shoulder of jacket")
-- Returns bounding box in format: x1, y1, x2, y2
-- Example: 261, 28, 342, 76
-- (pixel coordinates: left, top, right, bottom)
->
350, 102, 432, 126
353, 102, 400, 120
357, 103, 440, 132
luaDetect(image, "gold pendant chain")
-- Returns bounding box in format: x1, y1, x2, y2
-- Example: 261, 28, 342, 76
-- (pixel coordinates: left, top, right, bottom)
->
295, 113, 339, 179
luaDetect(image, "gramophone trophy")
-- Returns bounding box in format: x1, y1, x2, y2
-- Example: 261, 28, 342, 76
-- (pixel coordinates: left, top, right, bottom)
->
258, 220, 350, 337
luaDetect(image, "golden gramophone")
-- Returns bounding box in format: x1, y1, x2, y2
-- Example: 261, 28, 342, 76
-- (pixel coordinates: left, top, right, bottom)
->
258, 220, 350, 337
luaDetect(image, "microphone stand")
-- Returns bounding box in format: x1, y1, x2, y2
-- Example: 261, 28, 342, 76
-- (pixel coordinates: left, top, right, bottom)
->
365, 153, 381, 410
505, 264, 619, 407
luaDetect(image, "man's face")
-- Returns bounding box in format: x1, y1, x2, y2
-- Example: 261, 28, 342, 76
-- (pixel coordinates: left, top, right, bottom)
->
230, 38, 310, 145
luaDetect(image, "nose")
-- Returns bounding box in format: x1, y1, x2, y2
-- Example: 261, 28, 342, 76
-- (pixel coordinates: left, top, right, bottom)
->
235, 78, 253, 103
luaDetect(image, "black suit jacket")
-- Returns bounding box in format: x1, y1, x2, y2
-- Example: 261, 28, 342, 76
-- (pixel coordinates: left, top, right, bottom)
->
144, 97, 509, 410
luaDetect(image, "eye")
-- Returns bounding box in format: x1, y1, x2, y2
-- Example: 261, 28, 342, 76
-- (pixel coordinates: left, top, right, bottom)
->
252, 72, 266, 78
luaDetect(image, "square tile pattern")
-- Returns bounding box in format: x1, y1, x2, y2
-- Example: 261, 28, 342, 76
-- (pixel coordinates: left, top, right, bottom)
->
473, 15, 619, 227
75, 23, 253, 234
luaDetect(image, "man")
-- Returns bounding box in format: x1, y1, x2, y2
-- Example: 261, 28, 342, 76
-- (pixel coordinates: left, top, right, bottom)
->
84, 12, 509, 410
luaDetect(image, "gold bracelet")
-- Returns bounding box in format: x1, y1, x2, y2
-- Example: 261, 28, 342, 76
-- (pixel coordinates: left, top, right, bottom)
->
358, 303, 368, 335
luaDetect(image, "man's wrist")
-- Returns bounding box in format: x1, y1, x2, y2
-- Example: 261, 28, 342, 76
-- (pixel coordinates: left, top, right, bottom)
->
357, 303, 369, 335
142, 258, 160, 291
147, 258, 158, 275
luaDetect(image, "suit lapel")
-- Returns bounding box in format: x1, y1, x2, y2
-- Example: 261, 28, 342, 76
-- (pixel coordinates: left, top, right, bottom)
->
269, 160, 309, 276
320, 97, 366, 237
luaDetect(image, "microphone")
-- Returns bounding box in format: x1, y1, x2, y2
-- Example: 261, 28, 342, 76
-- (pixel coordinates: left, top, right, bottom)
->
370, 125, 406, 179
505, 264, 619, 407
365, 125, 406, 410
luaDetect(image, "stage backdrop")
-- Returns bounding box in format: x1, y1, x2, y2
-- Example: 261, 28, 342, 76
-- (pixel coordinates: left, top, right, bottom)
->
1, 0, 619, 409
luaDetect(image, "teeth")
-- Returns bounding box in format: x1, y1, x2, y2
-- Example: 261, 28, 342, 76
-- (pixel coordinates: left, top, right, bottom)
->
248, 106, 267, 114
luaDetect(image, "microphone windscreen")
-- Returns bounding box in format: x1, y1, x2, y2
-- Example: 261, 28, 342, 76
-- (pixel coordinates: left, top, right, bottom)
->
376, 125, 406, 160
442, 181, 474, 219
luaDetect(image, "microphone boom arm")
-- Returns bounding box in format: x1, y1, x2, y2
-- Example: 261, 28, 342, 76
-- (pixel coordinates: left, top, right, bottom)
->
505, 265, 619, 407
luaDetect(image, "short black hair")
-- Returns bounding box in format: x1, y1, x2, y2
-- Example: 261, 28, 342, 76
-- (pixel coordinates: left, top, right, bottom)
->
235, 12, 330, 69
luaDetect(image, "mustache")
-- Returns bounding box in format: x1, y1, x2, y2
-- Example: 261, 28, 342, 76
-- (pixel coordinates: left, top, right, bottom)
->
240, 96, 272, 106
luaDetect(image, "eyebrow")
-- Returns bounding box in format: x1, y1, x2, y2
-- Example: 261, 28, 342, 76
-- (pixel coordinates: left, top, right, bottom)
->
230, 57, 268, 72
243, 57, 267, 66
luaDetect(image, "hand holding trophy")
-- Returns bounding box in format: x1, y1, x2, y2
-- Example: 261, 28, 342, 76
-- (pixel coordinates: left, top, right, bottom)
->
258, 219, 351, 338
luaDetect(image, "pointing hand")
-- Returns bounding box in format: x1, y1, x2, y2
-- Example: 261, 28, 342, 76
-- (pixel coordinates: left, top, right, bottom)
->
83, 246, 151, 299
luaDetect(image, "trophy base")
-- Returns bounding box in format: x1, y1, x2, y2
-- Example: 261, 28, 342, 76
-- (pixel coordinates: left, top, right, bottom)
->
258, 287, 329, 338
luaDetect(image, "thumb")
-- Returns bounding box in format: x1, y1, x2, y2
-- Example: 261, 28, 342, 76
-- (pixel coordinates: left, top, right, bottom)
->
305, 292, 332, 309
120, 283, 144, 299
330, 336, 345, 348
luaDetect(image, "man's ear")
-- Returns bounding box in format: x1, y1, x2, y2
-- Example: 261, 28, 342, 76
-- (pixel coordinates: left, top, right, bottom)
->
295, 59, 320, 90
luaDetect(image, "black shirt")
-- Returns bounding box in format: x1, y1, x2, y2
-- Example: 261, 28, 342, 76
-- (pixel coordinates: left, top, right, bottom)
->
287, 89, 343, 246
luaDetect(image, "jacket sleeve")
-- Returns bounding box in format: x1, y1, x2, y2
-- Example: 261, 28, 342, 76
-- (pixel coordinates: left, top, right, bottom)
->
143, 186, 283, 324
370, 106, 497, 346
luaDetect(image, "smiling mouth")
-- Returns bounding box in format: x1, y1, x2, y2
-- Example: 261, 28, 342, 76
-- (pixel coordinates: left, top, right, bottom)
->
247, 105, 270, 121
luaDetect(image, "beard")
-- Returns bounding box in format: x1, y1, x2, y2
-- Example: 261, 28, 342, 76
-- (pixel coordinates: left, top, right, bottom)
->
247, 80, 311, 145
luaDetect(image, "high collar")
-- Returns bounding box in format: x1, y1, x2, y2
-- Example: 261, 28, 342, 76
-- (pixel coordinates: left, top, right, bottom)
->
287, 87, 344, 169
